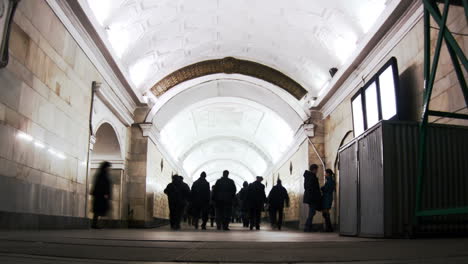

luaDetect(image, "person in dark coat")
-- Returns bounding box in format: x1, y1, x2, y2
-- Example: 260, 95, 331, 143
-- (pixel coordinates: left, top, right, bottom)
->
247, 176, 267, 230
268, 179, 290, 230
91, 161, 112, 229
321, 169, 336, 232
303, 164, 321, 232
237, 181, 250, 227
213, 170, 237, 230
164, 175, 190, 230
190, 172, 210, 230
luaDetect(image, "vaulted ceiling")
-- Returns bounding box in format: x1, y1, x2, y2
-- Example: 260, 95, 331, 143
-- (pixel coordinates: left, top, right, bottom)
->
77, 0, 394, 185
80, 0, 391, 98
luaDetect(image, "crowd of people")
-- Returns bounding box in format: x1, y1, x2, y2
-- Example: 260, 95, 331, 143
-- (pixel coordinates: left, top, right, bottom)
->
163, 164, 336, 232
89, 161, 335, 232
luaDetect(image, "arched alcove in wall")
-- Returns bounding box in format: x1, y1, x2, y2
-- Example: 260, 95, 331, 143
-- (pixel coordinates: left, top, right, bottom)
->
92, 122, 122, 162
89, 122, 124, 221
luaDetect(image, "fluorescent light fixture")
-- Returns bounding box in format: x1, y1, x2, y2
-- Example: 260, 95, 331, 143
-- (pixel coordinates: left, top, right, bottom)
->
17, 131, 33, 141
34, 141, 45, 148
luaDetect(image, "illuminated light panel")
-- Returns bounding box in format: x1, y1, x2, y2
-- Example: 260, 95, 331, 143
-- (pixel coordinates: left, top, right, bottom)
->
17, 131, 33, 141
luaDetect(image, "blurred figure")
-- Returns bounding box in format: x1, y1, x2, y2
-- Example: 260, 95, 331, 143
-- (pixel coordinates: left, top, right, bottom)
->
303, 164, 321, 232
164, 175, 190, 230
191, 172, 210, 230
213, 170, 237, 230
237, 181, 250, 227
247, 176, 266, 230
209, 186, 216, 227
91, 161, 112, 229
321, 169, 336, 232
268, 179, 290, 230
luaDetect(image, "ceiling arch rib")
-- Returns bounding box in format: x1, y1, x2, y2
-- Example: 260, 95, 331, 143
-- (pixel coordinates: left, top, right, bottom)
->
150, 57, 308, 99
191, 159, 257, 180
179, 136, 273, 166
148, 80, 306, 133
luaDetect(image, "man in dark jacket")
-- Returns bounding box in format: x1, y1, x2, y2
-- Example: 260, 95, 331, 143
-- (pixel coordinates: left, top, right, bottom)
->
268, 179, 290, 230
190, 172, 210, 230
237, 181, 250, 227
213, 170, 237, 230
164, 175, 190, 230
91, 161, 112, 229
303, 164, 321, 232
247, 176, 267, 230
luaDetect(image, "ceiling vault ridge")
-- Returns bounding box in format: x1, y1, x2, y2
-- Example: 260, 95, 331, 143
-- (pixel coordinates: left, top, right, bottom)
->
150, 57, 308, 100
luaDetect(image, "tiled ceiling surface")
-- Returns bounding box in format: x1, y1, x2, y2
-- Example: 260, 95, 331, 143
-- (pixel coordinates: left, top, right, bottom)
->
82, 0, 389, 96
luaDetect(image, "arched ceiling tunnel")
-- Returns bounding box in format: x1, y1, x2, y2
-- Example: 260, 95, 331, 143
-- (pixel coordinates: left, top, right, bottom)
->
80, 0, 393, 186
154, 81, 299, 186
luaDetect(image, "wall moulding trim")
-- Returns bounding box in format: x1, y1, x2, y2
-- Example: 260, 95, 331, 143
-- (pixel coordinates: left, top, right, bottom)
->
316, 0, 423, 117
45, 0, 140, 117
150, 57, 308, 100
93, 82, 134, 126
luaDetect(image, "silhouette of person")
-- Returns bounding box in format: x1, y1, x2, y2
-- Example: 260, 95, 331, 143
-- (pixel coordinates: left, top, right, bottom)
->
190, 171, 210, 230
164, 175, 190, 230
321, 169, 336, 232
268, 179, 290, 230
303, 164, 321, 232
212, 170, 237, 230
237, 181, 250, 227
91, 161, 112, 229
247, 176, 266, 230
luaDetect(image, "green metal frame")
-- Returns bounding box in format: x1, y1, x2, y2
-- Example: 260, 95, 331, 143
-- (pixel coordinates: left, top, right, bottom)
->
415, 0, 468, 222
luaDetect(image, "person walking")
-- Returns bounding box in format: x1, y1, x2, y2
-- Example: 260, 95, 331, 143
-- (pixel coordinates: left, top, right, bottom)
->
321, 169, 336, 232
190, 172, 211, 230
91, 161, 112, 229
212, 170, 237, 230
268, 179, 290, 230
164, 175, 190, 230
247, 176, 266, 230
237, 181, 250, 227
303, 164, 321, 232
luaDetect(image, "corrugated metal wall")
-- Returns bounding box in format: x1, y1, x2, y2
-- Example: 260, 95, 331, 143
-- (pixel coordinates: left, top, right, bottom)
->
338, 142, 359, 236
359, 126, 384, 237
382, 122, 419, 237
339, 121, 468, 237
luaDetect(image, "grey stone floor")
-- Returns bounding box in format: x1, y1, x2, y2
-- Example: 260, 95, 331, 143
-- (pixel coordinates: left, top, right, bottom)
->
0, 224, 467, 263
